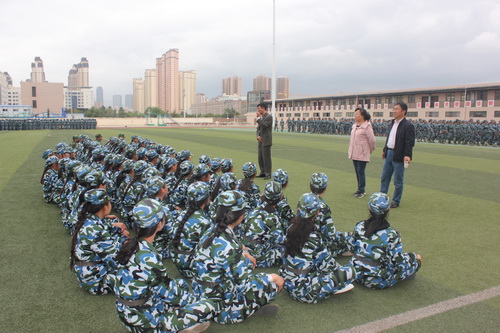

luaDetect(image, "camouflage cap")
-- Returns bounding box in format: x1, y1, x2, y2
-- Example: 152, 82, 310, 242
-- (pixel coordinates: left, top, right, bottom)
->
136, 147, 147, 159
187, 181, 210, 202
272, 169, 289, 186
264, 181, 283, 201
133, 198, 166, 229
310, 172, 329, 190
118, 133, 125, 138
368, 192, 390, 215
179, 160, 194, 176
221, 158, 233, 173
133, 160, 149, 175
210, 157, 221, 171
59, 157, 71, 170
113, 154, 125, 166
242, 162, 257, 178
72, 135, 79, 140
296, 193, 321, 218
103, 153, 114, 164
66, 159, 82, 173
55, 142, 67, 150
121, 159, 135, 171
145, 176, 167, 196
45, 156, 59, 167
84, 169, 104, 187
145, 149, 159, 160
42, 149, 53, 160
161, 156, 177, 170
220, 172, 237, 191
176, 149, 192, 162
198, 154, 211, 164
125, 146, 136, 158
75, 165, 92, 181
193, 163, 211, 177
218, 190, 248, 212
84, 188, 109, 206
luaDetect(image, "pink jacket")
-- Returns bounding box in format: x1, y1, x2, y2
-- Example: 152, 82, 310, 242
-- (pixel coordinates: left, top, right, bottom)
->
348, 121, 376, 162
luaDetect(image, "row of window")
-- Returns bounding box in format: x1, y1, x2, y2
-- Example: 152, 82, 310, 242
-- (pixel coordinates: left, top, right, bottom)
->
277, 111, 499, 118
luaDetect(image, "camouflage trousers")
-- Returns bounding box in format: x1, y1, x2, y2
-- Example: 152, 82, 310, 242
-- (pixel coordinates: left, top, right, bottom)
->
73, 264, 115, 295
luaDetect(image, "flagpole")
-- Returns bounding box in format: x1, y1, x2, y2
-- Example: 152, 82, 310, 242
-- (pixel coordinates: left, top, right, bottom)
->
271, 0, 276, 122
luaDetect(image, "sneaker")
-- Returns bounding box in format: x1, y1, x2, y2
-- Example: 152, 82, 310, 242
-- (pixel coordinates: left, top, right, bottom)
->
254, 304, 280, 316
334, 283, 354, 295
355, 192, 365, 198
179, 322, 210, 333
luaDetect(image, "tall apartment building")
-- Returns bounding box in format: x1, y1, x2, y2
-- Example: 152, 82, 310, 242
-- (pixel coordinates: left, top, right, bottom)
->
113, 95, 122, 109
65, 58, 93, 110
133, 78, 145, 112
253, 75, 271, 91
125, 94, 133, 109
277, 76, 290, 99
0, 72, 9, 105
21, 57, 64, 115
95, 86, 104, 107
222, 76, 242, 96
179, 70, 197, 114
156, 49, 179, 113
144, 69, 157, 109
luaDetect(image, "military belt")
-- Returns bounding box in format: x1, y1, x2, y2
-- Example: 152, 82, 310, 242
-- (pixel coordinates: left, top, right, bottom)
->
74, 260, 97, 267
116, 296, 150, 307
354, 254, 382, 266
195, 279, 220, 288
282, 264, 312, 275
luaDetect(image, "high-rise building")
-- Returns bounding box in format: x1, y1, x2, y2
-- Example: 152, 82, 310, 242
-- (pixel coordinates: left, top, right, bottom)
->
222, 76, 242, 96
156, 49, 179, 113
144, 69, 157, 109
28, 56, 47, 83
179, 70, 196, 114
113, 95, 122, 109
0, 72, 9, 105
68, 58, 90, 88
125, 94, 133, 109
133, 78, 144, 112
96, 86, 104, 107
253, 75, 271, 91
277, 76, 290, 99
65, 58, 93, 110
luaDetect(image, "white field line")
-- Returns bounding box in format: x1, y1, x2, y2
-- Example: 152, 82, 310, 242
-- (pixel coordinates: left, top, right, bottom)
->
336, 285, 500, 333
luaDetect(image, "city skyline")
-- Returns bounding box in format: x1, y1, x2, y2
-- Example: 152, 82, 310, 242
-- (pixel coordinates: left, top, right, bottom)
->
1, 0, 499, 106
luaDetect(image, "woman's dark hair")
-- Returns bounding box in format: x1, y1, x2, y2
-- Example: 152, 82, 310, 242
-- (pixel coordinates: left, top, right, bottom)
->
122, 173, 142, 199
70, 200, 108, 269
174, 161, 182, 178
309, 185, 325, 195
238, 178, 253, 193
115, 169, 130, 192
172, 198, 207, 247
202, 205, 246, 249
166, 174, 186, 203
40, 164, 55, 184
116, 223, 158, 265
355, 107, 371, 121
364, 210, 390, 238
210, 177, 222, 201
259, 195, 280, 214
284, 216, 315, 257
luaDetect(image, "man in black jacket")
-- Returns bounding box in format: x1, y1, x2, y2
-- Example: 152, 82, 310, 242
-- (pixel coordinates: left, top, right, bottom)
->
380, 102, 415, 208
256, 103, 273, 179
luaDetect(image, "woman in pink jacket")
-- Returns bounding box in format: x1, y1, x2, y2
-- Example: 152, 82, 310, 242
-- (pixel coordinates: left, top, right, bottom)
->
348, 108, 376, 198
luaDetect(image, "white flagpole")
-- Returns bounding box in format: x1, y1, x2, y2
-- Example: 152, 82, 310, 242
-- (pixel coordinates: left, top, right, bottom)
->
271, 0, 276, 122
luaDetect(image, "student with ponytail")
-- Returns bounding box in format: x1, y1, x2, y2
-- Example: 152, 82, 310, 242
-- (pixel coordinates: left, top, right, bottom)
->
170, 181, 212, 278
169, 160, 194, 210
240, 181, 285, 268
279, 193, 356, 303
236, 162, 261, 210
346, 192, 422, 289
193, 190, 284, 324
114, 198, 214, 333
40, 156, 60, 204
70, 189, 129, 295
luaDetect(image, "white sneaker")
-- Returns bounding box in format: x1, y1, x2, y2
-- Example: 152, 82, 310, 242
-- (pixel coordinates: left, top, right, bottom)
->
334, 283, 354, 295
179, 321, 211, 333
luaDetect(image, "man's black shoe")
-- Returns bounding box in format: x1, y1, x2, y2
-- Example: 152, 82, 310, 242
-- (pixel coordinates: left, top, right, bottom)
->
390, 202, 399, 208
264, 176, 271, 180
256, 174, 266, 178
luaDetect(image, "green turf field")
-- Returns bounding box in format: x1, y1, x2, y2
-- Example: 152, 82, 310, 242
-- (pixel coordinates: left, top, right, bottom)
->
0, 127, 499, 333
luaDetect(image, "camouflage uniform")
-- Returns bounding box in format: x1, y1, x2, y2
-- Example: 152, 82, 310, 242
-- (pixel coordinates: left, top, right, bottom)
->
114, 239, 215, 332
346, 220, 421, 289
73, 215, 126, 295
193, 226, 279, 324
241, 203, 285, 268
315, 195, 350, 257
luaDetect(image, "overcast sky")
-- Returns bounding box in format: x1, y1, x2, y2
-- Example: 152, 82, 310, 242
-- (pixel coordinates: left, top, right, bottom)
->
1, 0, 499, 106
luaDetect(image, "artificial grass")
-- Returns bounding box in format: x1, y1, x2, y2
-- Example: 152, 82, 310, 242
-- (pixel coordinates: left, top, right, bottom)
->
0, 128, 499, 332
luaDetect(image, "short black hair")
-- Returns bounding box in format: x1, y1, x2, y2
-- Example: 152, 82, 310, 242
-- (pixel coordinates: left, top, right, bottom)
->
395, 102, 408, 114
257, 103, 268, 110
355, 108, 371, 121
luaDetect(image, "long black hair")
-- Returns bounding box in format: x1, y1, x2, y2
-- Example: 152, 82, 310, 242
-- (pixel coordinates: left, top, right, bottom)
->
284, 216, 315, 257
364, 210, 390, 238
202, 205, 246, 249
116, 223, 158, 265
172, 198, 207, 248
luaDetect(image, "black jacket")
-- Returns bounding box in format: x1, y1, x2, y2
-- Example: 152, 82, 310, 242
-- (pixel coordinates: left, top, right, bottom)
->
383, 118, 415, 162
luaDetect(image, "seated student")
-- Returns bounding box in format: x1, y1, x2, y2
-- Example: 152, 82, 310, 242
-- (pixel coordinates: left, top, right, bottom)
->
272, 168, 295, 229
114, 199, 215, 333
193, 190, 284, 324
40, 156, 60, 204
309, 172, 351, 257
346, 192, 422, 289
170, 182, 212, 278
169, 160, 194, 210
70, 189, 129, 295
236, 162, 261, 210
119, 160, 149, 226
279, 193, 356, 304
209, 172, 237, 220
240, 181, 285, 268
